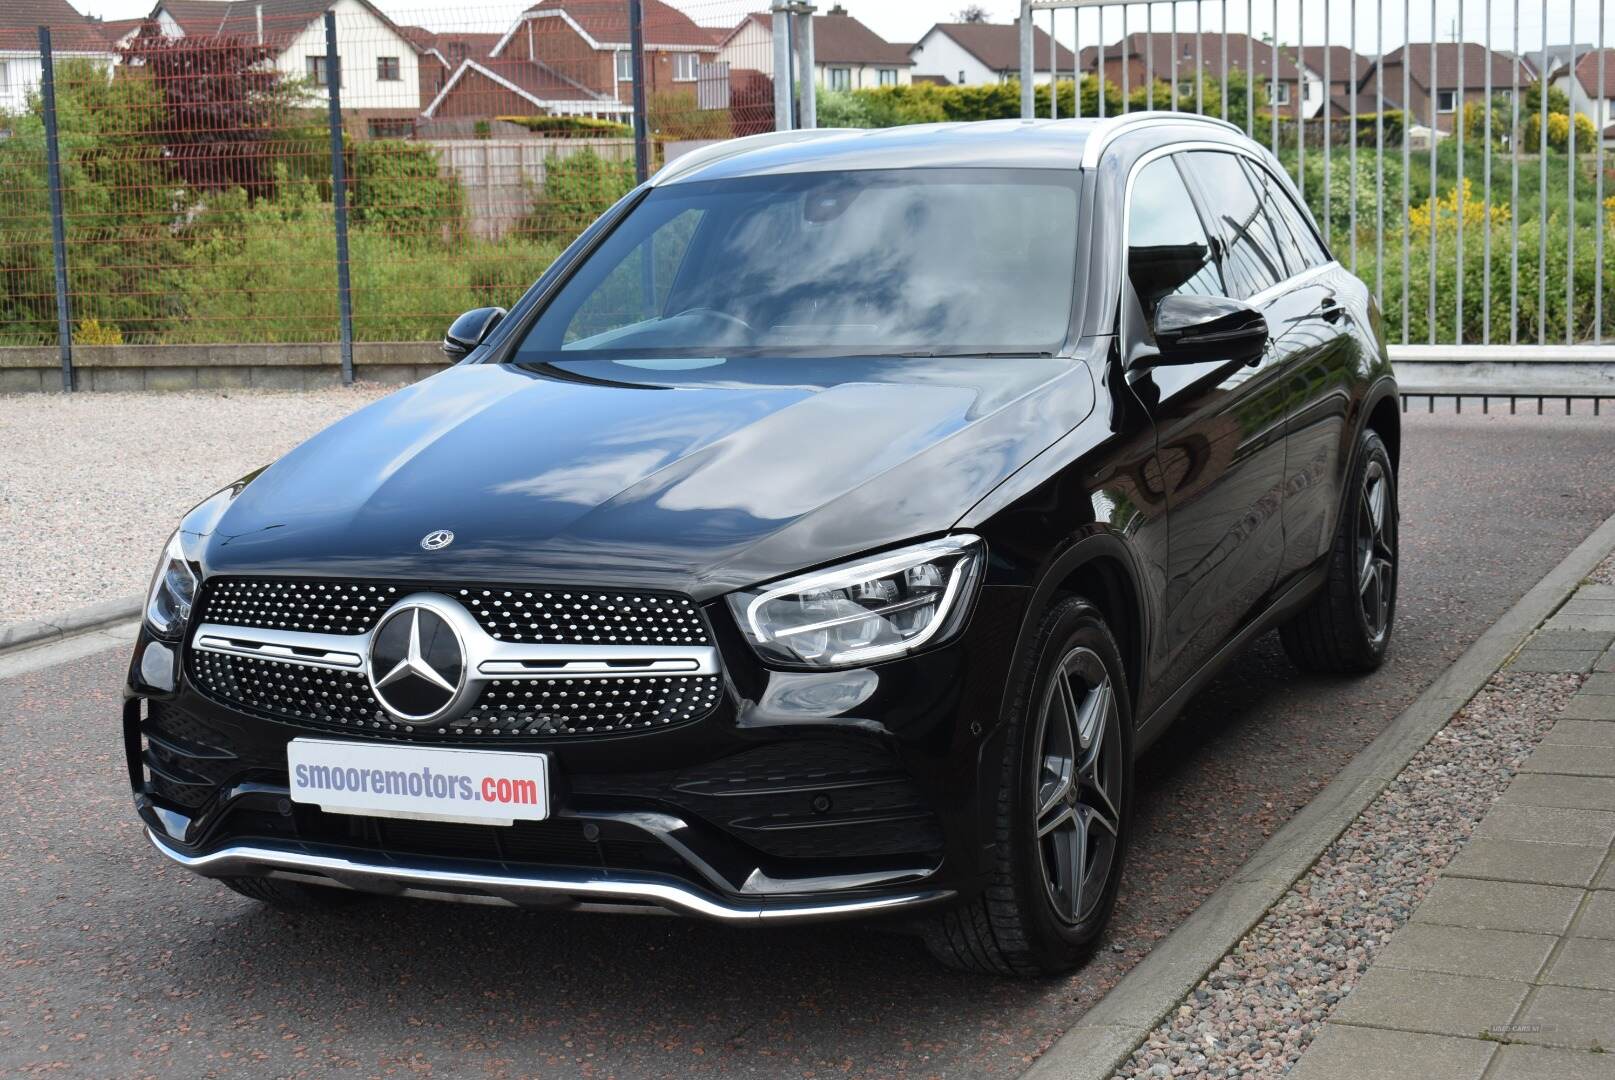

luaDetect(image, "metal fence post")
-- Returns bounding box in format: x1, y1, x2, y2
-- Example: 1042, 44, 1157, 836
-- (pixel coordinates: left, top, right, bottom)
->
794, 5, 816, 129
323, 11, 354, 385
1020, 1, 1035, 119
37, 27, 73, 392
627, 0, 650, 183
772, 1, 792, 131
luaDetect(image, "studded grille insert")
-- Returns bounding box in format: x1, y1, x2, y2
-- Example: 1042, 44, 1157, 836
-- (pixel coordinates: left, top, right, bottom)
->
197, 578, 711, 645
187, 577, 723, 740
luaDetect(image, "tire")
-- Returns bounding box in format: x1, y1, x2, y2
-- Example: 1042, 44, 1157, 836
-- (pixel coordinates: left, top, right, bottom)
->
1279, 428, 1398, 674
924, 597, 1133, 977
220, 876, 368, 911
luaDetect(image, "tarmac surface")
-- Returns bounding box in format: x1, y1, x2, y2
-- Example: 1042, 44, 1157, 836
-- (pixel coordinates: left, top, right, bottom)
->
6, 409, 1615, 1079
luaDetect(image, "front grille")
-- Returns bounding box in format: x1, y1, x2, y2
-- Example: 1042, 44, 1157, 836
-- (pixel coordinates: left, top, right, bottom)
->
142, 700, 241, 809
189, 651, 723, 739
198, 577, 711, 645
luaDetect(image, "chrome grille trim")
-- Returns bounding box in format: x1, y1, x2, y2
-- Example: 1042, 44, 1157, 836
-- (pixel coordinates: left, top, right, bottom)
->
191, 623, 719, 681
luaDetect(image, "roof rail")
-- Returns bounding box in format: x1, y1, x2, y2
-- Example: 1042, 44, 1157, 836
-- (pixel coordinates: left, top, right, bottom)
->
1079, 111, 1244, 169
648, 128, 858, 187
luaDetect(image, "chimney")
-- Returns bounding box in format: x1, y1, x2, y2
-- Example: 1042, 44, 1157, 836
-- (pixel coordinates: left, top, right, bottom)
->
829, 4, 847, 14
255, 3, 263, 45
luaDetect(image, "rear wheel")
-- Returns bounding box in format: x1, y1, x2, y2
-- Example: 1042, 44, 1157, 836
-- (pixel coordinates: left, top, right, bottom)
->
220, 876, 368, 911
924, 597, 1131, 977
1280, 428, 1397, 673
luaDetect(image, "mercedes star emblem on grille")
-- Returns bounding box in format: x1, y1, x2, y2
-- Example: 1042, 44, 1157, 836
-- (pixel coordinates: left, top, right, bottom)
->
367, 601, 467, 722
420, 530, 454, 551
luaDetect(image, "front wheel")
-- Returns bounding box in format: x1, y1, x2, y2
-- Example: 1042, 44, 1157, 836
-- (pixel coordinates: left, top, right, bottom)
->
924, 597, 1132, 977
1280, 428, 1398, 673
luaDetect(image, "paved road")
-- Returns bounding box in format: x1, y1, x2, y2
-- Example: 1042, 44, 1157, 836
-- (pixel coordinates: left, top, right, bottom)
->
6, 410, 1615, 1080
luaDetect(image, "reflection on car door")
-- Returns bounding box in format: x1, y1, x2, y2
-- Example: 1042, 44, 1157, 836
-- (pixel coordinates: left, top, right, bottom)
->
1123, 153, 1289, 698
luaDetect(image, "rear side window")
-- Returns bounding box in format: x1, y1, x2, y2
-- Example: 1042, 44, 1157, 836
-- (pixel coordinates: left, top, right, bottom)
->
1186, 151, 1290, 299
1250, 160, 1331, 270
1126, 156, 1223, 324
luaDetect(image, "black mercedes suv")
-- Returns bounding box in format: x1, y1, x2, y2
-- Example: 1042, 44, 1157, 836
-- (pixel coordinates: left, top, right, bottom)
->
125, 114, 1399, 976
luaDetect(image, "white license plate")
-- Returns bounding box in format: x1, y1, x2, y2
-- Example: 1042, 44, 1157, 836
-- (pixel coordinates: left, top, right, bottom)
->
287, 738, 549, 826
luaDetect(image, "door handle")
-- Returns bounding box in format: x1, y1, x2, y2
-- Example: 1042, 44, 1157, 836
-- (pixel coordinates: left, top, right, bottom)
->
1319, 297, 1344, 323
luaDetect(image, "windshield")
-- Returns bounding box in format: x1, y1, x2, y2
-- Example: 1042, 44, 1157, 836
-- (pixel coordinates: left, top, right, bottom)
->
510, 168, 1080, 361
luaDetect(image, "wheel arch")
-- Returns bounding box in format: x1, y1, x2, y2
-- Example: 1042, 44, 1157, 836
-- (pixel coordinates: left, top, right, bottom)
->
1362, 378, 1401, 471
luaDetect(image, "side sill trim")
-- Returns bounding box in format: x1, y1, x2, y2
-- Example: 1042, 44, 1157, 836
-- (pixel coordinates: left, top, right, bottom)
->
145, 830, 953, 924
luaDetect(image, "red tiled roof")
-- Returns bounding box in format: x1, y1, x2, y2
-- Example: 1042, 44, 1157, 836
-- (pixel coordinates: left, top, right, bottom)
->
1380, 42, 1535, 91
931, 21, 1073, 74
1571, 49, 1615, 98
1291, 45, 1372, 85
522, 0, 714, 49
150, 0, 418, 53
0, 0, 118, 53
812, 11, 911, 67
1080, 33, 1303, 81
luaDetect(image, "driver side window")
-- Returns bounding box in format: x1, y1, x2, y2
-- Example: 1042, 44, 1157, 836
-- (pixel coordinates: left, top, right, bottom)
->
563, 208, 703, 343
1126, 156, 1224, 327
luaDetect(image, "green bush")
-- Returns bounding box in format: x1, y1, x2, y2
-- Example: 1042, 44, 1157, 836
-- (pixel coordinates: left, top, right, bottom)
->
520, 150, 636, 244
496, 114, 633, 137
350, 139, 466, 243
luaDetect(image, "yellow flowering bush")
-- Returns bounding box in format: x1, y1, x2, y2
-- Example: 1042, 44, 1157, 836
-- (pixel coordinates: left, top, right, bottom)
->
1409, 178, 1512, 234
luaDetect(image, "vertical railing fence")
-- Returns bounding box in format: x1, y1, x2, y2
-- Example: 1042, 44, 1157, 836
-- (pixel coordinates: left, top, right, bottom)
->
1024, 0, 1615, 360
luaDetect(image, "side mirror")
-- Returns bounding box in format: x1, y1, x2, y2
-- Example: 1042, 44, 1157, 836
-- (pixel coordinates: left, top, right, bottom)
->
442, 306, 507, 361
1149, 294, 1268, 366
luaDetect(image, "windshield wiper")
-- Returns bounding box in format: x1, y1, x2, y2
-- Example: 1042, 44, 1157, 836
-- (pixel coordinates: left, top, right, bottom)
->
896, 350, 1056, 359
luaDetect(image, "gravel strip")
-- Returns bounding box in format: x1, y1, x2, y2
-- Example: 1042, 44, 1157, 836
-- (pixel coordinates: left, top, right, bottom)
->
0, 387, 390, 624
1113, 668, 1584, 1079
1590, 550, 1615, 586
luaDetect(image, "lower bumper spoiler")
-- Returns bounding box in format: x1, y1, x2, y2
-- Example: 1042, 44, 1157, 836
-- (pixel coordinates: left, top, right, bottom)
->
146, 829, 954, 924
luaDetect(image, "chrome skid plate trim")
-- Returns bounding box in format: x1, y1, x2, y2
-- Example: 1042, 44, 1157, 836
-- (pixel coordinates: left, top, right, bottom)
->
146, 830, 952, 923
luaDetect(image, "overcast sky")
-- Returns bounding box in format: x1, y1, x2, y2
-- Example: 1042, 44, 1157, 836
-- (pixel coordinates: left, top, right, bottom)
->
74, 0, 1586, 56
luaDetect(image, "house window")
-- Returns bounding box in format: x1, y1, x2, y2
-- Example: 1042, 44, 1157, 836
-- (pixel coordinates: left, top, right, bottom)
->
376, 56, 400, 81
1268, 81, 1291, 106
615, 50, 634, 81
673, 52, 700, 81
828, 67, 851, 90
306, 55, 331, 87
878, 68, 898, 86
368, 118, 413, 138
958, 69, 965, 84
1436, 89, 1458, 113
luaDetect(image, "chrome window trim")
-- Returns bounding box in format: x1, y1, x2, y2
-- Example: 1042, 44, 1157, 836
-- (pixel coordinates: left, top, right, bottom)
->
1116, 140, 1340, 350
1079, 111, 1243, 170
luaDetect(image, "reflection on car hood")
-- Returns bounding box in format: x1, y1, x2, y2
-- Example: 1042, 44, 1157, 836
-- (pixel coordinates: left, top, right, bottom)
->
197, 355, 1095, 599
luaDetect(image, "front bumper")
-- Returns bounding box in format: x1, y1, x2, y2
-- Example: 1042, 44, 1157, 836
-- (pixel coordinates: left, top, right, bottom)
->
123, 583, 1027, 922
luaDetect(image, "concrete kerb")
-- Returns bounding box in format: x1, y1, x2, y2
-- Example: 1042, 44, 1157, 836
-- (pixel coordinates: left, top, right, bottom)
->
0, 595, 143, 655
1022, 509, 1615, 1080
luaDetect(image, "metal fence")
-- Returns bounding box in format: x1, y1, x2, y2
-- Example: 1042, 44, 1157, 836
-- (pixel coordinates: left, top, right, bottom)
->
1022, 0, 1615, 359
1, 0, 786, 387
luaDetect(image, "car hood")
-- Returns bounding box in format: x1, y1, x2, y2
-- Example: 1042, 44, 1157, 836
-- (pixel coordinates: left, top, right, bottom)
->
194, 355, 1094, 600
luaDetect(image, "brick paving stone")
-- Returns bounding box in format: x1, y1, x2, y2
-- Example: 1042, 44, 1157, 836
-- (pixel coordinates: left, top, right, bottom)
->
1582, 674, 1615, 695
1332, 968, 1530, 1038
1545, 723, 1615, 748
1501, 776, 1615, 812
1509, 651, 1603, 674
1541, 938, 1615, 991
1521, 745, 1615, 775
1287, 1025, 1495, 1080
1488, 1044, 1615, 1079
1412, 878, 1584, 936
1375, 924, 1556, 981
1571, 891, 1615, 939
1529, 630, 1615, 653
1510, 985, 1615, 1051
1444, 838, 1609, 888
1476, 806, 1615, 846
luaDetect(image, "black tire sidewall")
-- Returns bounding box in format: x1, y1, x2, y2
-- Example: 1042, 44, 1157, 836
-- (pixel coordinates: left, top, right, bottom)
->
1346, 432, 1397, 663
1007, 599, 1134, 965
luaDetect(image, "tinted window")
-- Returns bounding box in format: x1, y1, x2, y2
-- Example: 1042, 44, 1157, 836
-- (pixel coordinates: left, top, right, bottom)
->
1127, 157, 1223, 324
513, 169, 1080, 360
1187, 151, 1290, 299
1251, 160, 1331, 269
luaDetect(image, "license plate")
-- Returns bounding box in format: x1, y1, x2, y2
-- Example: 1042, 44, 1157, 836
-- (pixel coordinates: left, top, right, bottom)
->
288, 738, 549, 826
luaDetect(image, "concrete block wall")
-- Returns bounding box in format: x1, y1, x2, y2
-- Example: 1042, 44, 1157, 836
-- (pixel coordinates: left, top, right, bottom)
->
0, 342, 451, 393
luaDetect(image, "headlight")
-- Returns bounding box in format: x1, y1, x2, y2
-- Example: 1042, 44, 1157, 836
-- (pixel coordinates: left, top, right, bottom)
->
144, 531, 198, 640
728, 535, 983, 668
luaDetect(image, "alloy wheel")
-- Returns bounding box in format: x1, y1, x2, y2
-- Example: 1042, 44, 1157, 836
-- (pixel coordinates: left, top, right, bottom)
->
1033, 647, 1123, 926
1356, 459, 1395, 644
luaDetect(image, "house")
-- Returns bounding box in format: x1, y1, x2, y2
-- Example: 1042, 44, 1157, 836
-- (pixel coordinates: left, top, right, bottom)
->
716, 5, 912, 90
486, 0, 717, 110
0, 0, 119, 114
420, 55, 629, 122
1376, 42, 1534, 133
1552, 48, 1615, 140
1288, 45, 1380, 114
909, 20, 1075, 87
1078, 33, 1320, 116
138, 0, 427, 136
90, 16, 152, 50
403, 27, 500, 107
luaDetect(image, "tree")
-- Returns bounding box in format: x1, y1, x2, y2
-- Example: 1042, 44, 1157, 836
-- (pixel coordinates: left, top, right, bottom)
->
120, 34, 315, 199
954, 5, 990, 23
